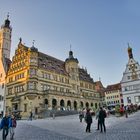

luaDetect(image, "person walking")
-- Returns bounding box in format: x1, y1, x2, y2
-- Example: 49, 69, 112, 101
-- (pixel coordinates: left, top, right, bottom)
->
124, 106, 128, 118
29, 111, 33, 121
0, 112, 10, 140
9, 114, 17, 140
79, 111, 84, 122
99, 107, 106, 133
85, 109, 92, 133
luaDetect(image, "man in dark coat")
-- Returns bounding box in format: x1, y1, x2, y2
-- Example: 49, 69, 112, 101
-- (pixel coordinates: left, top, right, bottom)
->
0, 112, 10, 140
99, 107, 106, 133
85, 109, 92, 133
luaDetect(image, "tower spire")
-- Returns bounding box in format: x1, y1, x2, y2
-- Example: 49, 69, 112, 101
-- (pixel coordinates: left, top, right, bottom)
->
19, 37, 22, 44
2, 13, 11, 29
127, 43, 133, 59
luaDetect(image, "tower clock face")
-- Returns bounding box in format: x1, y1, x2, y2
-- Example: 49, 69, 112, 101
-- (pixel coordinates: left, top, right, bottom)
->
129, 64, 135, 72
129, 64, 138, 80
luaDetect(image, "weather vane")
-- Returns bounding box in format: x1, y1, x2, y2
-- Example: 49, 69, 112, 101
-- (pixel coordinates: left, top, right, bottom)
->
7, 12, 9, 19
70, 44, 72, 51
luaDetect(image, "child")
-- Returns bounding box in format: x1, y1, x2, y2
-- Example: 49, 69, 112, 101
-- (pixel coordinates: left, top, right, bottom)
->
9, 114, 17, 140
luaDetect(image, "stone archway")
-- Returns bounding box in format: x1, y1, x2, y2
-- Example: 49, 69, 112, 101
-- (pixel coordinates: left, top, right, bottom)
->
52, 99, 57, 109
86, 102, 89, 108
44, 99, 48, 108
91, 103, 93, 107
80, 101, 84, 109
60, 99, 65, 110
67, 100, 71, 110
95, 103, 98, 109
74, 101, 77, 110
44, 99, 48, 105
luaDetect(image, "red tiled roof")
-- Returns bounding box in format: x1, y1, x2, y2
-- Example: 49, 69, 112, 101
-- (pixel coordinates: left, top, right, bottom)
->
79, 68, 93, 83
105, 83, 121, 91
38, 52, 68, 75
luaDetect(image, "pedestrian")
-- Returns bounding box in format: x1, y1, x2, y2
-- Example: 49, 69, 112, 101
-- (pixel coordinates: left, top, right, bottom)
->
9, 114, 17, 140
96, 109, 100, 130
124, 106, 128, 118
29, 111, 33, 121
79, 111, 84, 122
85, 109, 92, 133
99, 107, 106, 133
0, 112, 10, 140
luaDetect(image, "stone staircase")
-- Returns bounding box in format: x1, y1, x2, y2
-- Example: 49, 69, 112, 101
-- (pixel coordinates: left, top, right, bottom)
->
38, 110, 78, 118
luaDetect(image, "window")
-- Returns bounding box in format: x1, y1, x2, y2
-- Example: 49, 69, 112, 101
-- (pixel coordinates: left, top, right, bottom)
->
127, 76, 130, 80
0, 95, 4, 101
53, 75, 57, 81
127, 97, 131, 104
41, 84, 50, 91
28, 82, 36, 90
15, 85, 24, 93
29, 69, 36, 76
54, 86, 58, 91
60, 88, 64, 92
80, 82, 83, 87
135, 96, 140, 103
9, 77, 13, 82
8, 88, 13, 95
15, 73, 24, 80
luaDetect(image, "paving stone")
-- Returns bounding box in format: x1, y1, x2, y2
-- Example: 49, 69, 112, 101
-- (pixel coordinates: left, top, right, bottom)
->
0, 111, 140, 140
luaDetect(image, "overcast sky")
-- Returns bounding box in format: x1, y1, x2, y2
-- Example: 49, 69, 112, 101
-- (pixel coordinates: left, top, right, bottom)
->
1, 0, 140, 87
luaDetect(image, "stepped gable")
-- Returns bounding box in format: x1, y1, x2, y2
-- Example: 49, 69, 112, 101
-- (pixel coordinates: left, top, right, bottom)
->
38, 52, 68, 75
79, 68, 93, 83
105, 83, 121, 92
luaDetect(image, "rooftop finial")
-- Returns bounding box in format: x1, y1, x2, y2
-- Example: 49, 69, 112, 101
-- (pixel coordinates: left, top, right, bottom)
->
19, 37, 22, 44
7, 12, 9, 19
32, 40, 35, 47
128, 42, 130, 48
70, 44, 72, 51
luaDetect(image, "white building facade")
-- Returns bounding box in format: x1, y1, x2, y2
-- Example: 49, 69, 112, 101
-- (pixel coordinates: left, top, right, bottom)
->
121, 46, 140, 106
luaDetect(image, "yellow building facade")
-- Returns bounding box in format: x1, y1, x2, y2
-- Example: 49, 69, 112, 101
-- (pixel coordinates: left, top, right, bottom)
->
5, 40, 101, 118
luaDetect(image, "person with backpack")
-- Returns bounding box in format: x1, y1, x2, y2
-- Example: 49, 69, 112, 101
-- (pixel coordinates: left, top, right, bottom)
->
99, 107, 106, 133
9, 114, 17, 140
0, 112, 10, 140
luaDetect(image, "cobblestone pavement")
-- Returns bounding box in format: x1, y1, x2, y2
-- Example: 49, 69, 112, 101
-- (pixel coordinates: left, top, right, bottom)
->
0, 111, 140, 140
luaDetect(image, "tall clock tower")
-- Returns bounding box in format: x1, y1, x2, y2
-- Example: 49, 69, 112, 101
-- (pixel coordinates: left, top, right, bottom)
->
0, 15, 12, 113
121, 44, 140, 106
0, 14, 12, 59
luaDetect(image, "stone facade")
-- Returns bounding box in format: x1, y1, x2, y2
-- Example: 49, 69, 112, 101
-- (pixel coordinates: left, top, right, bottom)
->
5, 40, 101, 118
